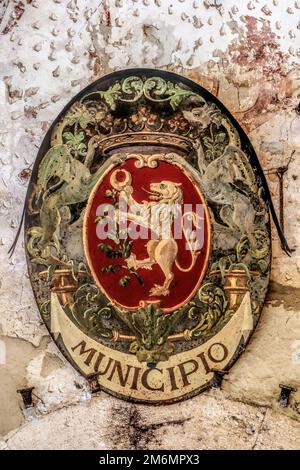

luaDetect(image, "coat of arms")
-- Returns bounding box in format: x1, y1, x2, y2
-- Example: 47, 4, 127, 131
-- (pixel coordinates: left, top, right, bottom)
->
21, 69, 287, 402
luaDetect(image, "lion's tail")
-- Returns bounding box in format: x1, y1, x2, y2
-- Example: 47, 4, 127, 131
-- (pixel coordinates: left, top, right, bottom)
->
175, 212, 202, 272
175, 251, 199, 273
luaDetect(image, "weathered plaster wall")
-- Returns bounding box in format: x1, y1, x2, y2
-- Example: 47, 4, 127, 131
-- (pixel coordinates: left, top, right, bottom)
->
0, 0, 300, 450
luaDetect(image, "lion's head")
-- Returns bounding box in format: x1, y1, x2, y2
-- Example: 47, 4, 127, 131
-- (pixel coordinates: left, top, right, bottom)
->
148, 181, 183, 204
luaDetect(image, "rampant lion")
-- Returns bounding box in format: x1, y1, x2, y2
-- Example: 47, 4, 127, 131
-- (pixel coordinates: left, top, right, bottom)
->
109, 169, 201, 297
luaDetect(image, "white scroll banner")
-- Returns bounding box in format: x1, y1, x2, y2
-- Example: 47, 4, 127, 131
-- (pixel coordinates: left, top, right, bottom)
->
50, 292, 253, 402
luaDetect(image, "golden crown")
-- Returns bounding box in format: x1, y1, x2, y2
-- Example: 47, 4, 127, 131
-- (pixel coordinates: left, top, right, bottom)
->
75, 76, 203, 154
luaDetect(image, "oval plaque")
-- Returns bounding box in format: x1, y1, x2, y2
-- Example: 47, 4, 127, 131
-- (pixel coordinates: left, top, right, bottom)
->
24, 69, 274, 403
83, 155, 211, 312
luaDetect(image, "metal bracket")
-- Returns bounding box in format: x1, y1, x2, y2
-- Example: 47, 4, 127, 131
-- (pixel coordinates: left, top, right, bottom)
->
17, 387, 35, 408
211, 369, 228, 389
265, 151, 295, 237
86, 373, 101, 393
278, 384, 297, 407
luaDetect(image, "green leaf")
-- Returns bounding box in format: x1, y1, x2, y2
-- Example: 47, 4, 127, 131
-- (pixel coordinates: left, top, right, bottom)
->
206, 150, 213, 161
102, 264, 122, 273
119, 275, 131, 287
129, 270, 144, 286
98, 243, 114, 253
122, 238, 133, 258
215, 132, 226, 144
63, 131, 75, 141
202, 136, 213, 148
97, 242, 123, 259
76, 131, 85, 142
169, 94, 183, 110
122, 77, 143, 96
77, 143, 87, 152
100, 83, 121, 110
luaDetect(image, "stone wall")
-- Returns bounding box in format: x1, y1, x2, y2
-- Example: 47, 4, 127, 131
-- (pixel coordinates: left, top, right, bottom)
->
0, 0, 300, 450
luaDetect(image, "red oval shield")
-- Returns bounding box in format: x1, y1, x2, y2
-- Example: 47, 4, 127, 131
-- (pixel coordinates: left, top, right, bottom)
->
83, 155, 211, 312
